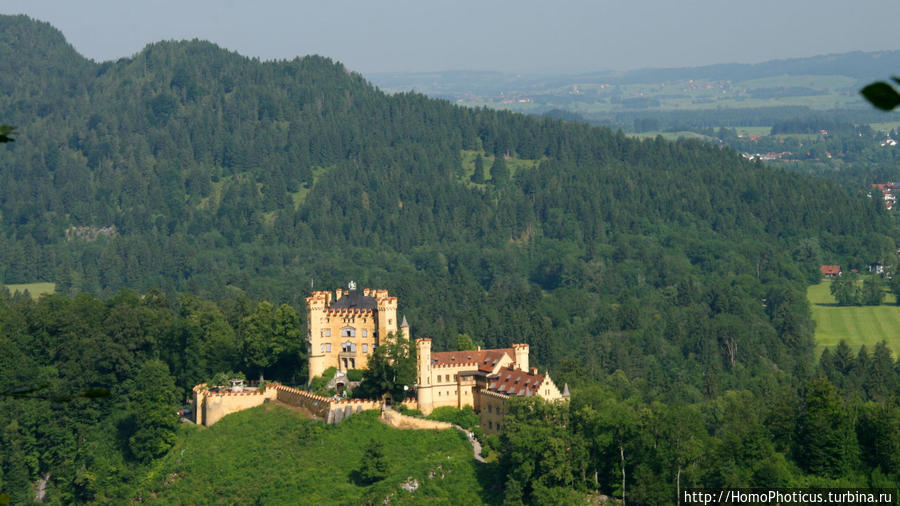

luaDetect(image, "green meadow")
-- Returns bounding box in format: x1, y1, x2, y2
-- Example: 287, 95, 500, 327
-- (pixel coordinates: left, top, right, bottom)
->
3, 282, 55, 298
808, 281, 900, 355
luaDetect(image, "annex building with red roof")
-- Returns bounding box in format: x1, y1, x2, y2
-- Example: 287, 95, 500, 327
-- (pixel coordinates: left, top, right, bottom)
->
415, 338, 568, 434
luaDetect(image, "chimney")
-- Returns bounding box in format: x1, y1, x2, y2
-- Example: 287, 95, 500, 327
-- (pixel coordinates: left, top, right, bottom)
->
530, 367, 538, 375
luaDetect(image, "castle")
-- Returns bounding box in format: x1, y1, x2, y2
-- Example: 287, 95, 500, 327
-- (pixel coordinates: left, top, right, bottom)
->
308, 283, 568, 433
196, 283, 568, 433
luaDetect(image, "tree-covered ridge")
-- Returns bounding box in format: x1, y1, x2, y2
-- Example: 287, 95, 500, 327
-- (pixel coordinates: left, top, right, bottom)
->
0, 14, 893, 376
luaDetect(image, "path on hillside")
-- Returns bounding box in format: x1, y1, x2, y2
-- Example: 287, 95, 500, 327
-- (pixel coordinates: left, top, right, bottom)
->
455, 426, 486, 463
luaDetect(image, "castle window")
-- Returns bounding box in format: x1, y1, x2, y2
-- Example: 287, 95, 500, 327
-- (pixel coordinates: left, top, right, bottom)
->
362, 329, 368, 338
362, 344, 368, 353
325, 329, 331, 337
320, 344, 324, 353
342, 327, 355, 337
326, 343, 332, 353
488, 405, 492, 413
342, 342, 356, 353
488, 421, 493, 429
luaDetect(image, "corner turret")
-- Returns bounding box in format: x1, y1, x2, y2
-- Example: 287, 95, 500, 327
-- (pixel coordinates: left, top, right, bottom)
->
512, 343, 529, 372
415, 338, 434, 414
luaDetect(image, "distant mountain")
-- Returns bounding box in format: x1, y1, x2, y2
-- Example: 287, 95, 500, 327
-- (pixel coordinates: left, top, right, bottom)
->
369, 50, 900, 116
589, 50, 900, 84
371, 50, 900, 93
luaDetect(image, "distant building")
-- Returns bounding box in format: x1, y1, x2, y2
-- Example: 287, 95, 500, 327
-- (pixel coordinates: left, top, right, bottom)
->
820, 265, 842, 278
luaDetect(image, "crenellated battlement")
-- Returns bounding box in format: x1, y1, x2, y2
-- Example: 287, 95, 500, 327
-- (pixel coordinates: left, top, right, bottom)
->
478, 389, 510, 401
323, 307, 374, 314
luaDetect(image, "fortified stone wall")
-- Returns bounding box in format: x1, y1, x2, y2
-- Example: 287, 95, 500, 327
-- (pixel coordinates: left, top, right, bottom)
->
274, 384, 380, 423
193, 383, 277, 427
380, 409, 454, 430
193, 383, 382, 426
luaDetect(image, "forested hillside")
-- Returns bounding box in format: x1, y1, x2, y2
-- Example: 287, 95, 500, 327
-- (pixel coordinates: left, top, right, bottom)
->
1, 15, 899, 503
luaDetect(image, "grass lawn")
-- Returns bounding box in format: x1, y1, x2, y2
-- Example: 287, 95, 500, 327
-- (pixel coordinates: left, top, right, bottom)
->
808, 281, 900, 356
4, 282, 55, 298
733, 126, 772, 137
131, 405, 500, 505
459, 149, 540, 187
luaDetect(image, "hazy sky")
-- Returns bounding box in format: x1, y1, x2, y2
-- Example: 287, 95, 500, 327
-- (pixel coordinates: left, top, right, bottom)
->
7, 0, 900, 74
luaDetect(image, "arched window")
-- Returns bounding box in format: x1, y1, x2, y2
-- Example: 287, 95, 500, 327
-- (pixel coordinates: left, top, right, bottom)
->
342, 327, 356, 337
342, 341, 356, 353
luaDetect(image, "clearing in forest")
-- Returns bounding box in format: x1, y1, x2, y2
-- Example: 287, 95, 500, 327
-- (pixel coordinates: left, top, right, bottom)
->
808, 281, 900, 355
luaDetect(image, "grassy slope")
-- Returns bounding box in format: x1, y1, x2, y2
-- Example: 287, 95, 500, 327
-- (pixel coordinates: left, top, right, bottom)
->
808, 281, 900, 355
458, 150, 540, 187
132, 404, 499, 505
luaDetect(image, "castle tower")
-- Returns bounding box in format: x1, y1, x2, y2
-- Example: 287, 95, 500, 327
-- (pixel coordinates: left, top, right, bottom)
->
513, 343, 529, 372
415, 338, 434, 414
399, 315, 410, 341
306, 282, 400, 383
376, 290, 399, 344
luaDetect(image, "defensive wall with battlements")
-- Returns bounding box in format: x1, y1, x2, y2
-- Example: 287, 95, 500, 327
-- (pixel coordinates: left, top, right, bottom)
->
192, 382, 385, 427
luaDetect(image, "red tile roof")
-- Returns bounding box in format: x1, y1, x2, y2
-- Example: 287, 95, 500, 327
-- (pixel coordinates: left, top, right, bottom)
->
489, 368, 544, 397
430, 348, 514, 372
820, 265, 841, 275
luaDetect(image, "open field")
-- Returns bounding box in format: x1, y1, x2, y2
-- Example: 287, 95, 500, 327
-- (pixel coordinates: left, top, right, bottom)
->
733, 126, 772, 137
869, 121, 900, 133
459, 149, 540, 186
808, 281, 900, 355
4, 282, 55, 298
627, 131, 717, 142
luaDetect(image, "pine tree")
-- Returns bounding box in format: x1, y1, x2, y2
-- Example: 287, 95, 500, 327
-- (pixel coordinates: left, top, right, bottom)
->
797, 377, 858, 478
470, 154, 485, 184
490, 155, 509, 185
358, 439, 390, 484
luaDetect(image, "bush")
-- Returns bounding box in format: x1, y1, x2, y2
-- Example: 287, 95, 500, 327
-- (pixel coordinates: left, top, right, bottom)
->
346, 369, 363, 382
207, 371, 246, 388
309, 367, 337, 393
427, 406, 479, 430
396, 404, 424, 418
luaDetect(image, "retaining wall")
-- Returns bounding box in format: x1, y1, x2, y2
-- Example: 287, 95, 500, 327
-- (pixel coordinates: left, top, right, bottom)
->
380, 409, 454, 430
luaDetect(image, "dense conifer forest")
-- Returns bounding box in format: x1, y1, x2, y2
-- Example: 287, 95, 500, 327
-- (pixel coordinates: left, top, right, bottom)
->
1, 15, 898, 504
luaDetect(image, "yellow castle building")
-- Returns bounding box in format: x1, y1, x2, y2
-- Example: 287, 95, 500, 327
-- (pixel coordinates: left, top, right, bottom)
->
415, 338, 568, 433
305, 281, 409, 382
